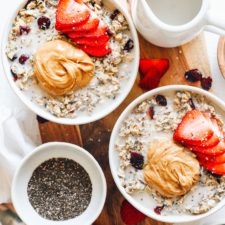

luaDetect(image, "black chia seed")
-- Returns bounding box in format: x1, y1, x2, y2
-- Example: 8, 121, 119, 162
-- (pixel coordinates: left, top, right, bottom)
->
27, 158, 92, 221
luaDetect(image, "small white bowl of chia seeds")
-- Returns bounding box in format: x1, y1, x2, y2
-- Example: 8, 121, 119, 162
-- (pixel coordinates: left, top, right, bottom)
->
11, 142, 106, 225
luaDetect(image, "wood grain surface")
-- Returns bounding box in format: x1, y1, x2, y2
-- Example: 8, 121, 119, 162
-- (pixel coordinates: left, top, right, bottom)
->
37, 33, 211, 225
218, 37, 225, 78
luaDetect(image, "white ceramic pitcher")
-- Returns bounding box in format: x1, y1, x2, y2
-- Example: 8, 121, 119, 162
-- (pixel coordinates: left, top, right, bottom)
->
131, 0, 225, 47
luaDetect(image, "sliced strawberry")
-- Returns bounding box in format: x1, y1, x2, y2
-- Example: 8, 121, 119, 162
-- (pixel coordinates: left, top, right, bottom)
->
173, 109, 214, 146
79, 43, 111, 57
199, 160, 225, 175
139, 67, 161, 90
72, 34, 110, 46
120, 200, 146, 225
67, 22, 108, 39
60, 11, 100, 33
139, 58, 169, 78
196, 118, 221, 148
195, 145, 225, 163
192, 140, 225, 156
189, 116, 222, 150
56, 0, 90, 29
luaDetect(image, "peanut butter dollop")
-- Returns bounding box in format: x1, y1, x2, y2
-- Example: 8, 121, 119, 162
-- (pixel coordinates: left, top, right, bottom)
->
34, 40, 95, 96
144, 139, 200, 198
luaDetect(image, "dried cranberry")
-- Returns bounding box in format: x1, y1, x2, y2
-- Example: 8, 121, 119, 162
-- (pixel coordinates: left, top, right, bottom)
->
11, 69, 18, 81
19, 25, 31, 35
36, 115, 49, 123
184, 69, 202, 82
148, 106, 154, 119
106, 29, 114, 37
124, 39, 134, 51
201, 77, 212, 91
19, 54, 29, 64
155, 95, 167, 106
130, 152, 144, 170
154, 205, 164, 215
37, 16, 51, 30
188, 98, 195, 109
110, 9, 119, 20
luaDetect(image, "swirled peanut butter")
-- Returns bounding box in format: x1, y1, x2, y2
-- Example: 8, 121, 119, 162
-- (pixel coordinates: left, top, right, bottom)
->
144, 139, 200, 198
34, 40, 95, 96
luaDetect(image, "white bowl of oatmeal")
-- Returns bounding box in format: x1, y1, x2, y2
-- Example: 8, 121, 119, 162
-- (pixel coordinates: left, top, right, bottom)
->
109, 85, 225, 223
12, 142, 107, 225
1, 0, 139, 125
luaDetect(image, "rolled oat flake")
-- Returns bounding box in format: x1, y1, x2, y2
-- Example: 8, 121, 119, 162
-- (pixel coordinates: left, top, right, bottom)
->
27, 158, 92, 221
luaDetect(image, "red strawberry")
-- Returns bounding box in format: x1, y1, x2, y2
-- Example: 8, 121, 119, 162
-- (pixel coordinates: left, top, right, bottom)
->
139, 59, 169, 90
173, 109, 214, 146
192, 140, 225, 156
147, 106, 154, 119
56, 0, 90, 29
193, 118, 221, 148
120, 200, 146, 225
79, 43, 111, 57
139, 67, 161, 90
67, 22, 108, 39
139, 58, 169, 78
195, 146, 225, 163
199, 160, 225, 175
60, 11, 100, 33
72, 34, 109, 46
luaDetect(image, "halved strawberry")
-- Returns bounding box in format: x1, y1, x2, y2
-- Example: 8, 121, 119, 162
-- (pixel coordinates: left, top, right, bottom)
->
79, 43, 111, 57
195, 145, 225, 163
56, 0, 90, 29
67, 22, 108, 39
199, 160, 225, 175
173, 109, 214, 146
192, 140, 225, 156
139, 67, 161, 90
138, 59, 169, 90
139, 58, 169, 78
60, 11, 100, 33
72, 34, 110, 46
120, 200, 146, 225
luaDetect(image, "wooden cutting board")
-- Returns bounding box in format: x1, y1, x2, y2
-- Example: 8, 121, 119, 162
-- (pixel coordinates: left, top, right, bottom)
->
37, 33, 211, 225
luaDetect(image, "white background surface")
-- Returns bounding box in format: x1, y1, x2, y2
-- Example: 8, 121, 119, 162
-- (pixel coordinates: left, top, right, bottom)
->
1, 0, 225, 224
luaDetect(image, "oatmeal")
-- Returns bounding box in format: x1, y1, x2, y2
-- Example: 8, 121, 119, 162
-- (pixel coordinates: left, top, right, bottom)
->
115, 91, 225, 215
6, 0, 134, 118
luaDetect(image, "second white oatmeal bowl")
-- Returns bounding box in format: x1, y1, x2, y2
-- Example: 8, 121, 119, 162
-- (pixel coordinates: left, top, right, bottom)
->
109, 85, 225, 224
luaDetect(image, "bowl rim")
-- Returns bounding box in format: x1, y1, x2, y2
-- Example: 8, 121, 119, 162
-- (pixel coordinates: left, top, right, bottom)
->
1, 0, 140, 125
11, 142, 107, 225
109, 85, 225, 223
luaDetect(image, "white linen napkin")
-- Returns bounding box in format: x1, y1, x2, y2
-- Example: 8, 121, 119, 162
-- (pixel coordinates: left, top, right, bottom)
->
0, 0, 41, 204
0, 104, 41, 204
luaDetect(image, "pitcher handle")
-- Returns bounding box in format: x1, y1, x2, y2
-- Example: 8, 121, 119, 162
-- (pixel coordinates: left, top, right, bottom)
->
205, 8, 225, 36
